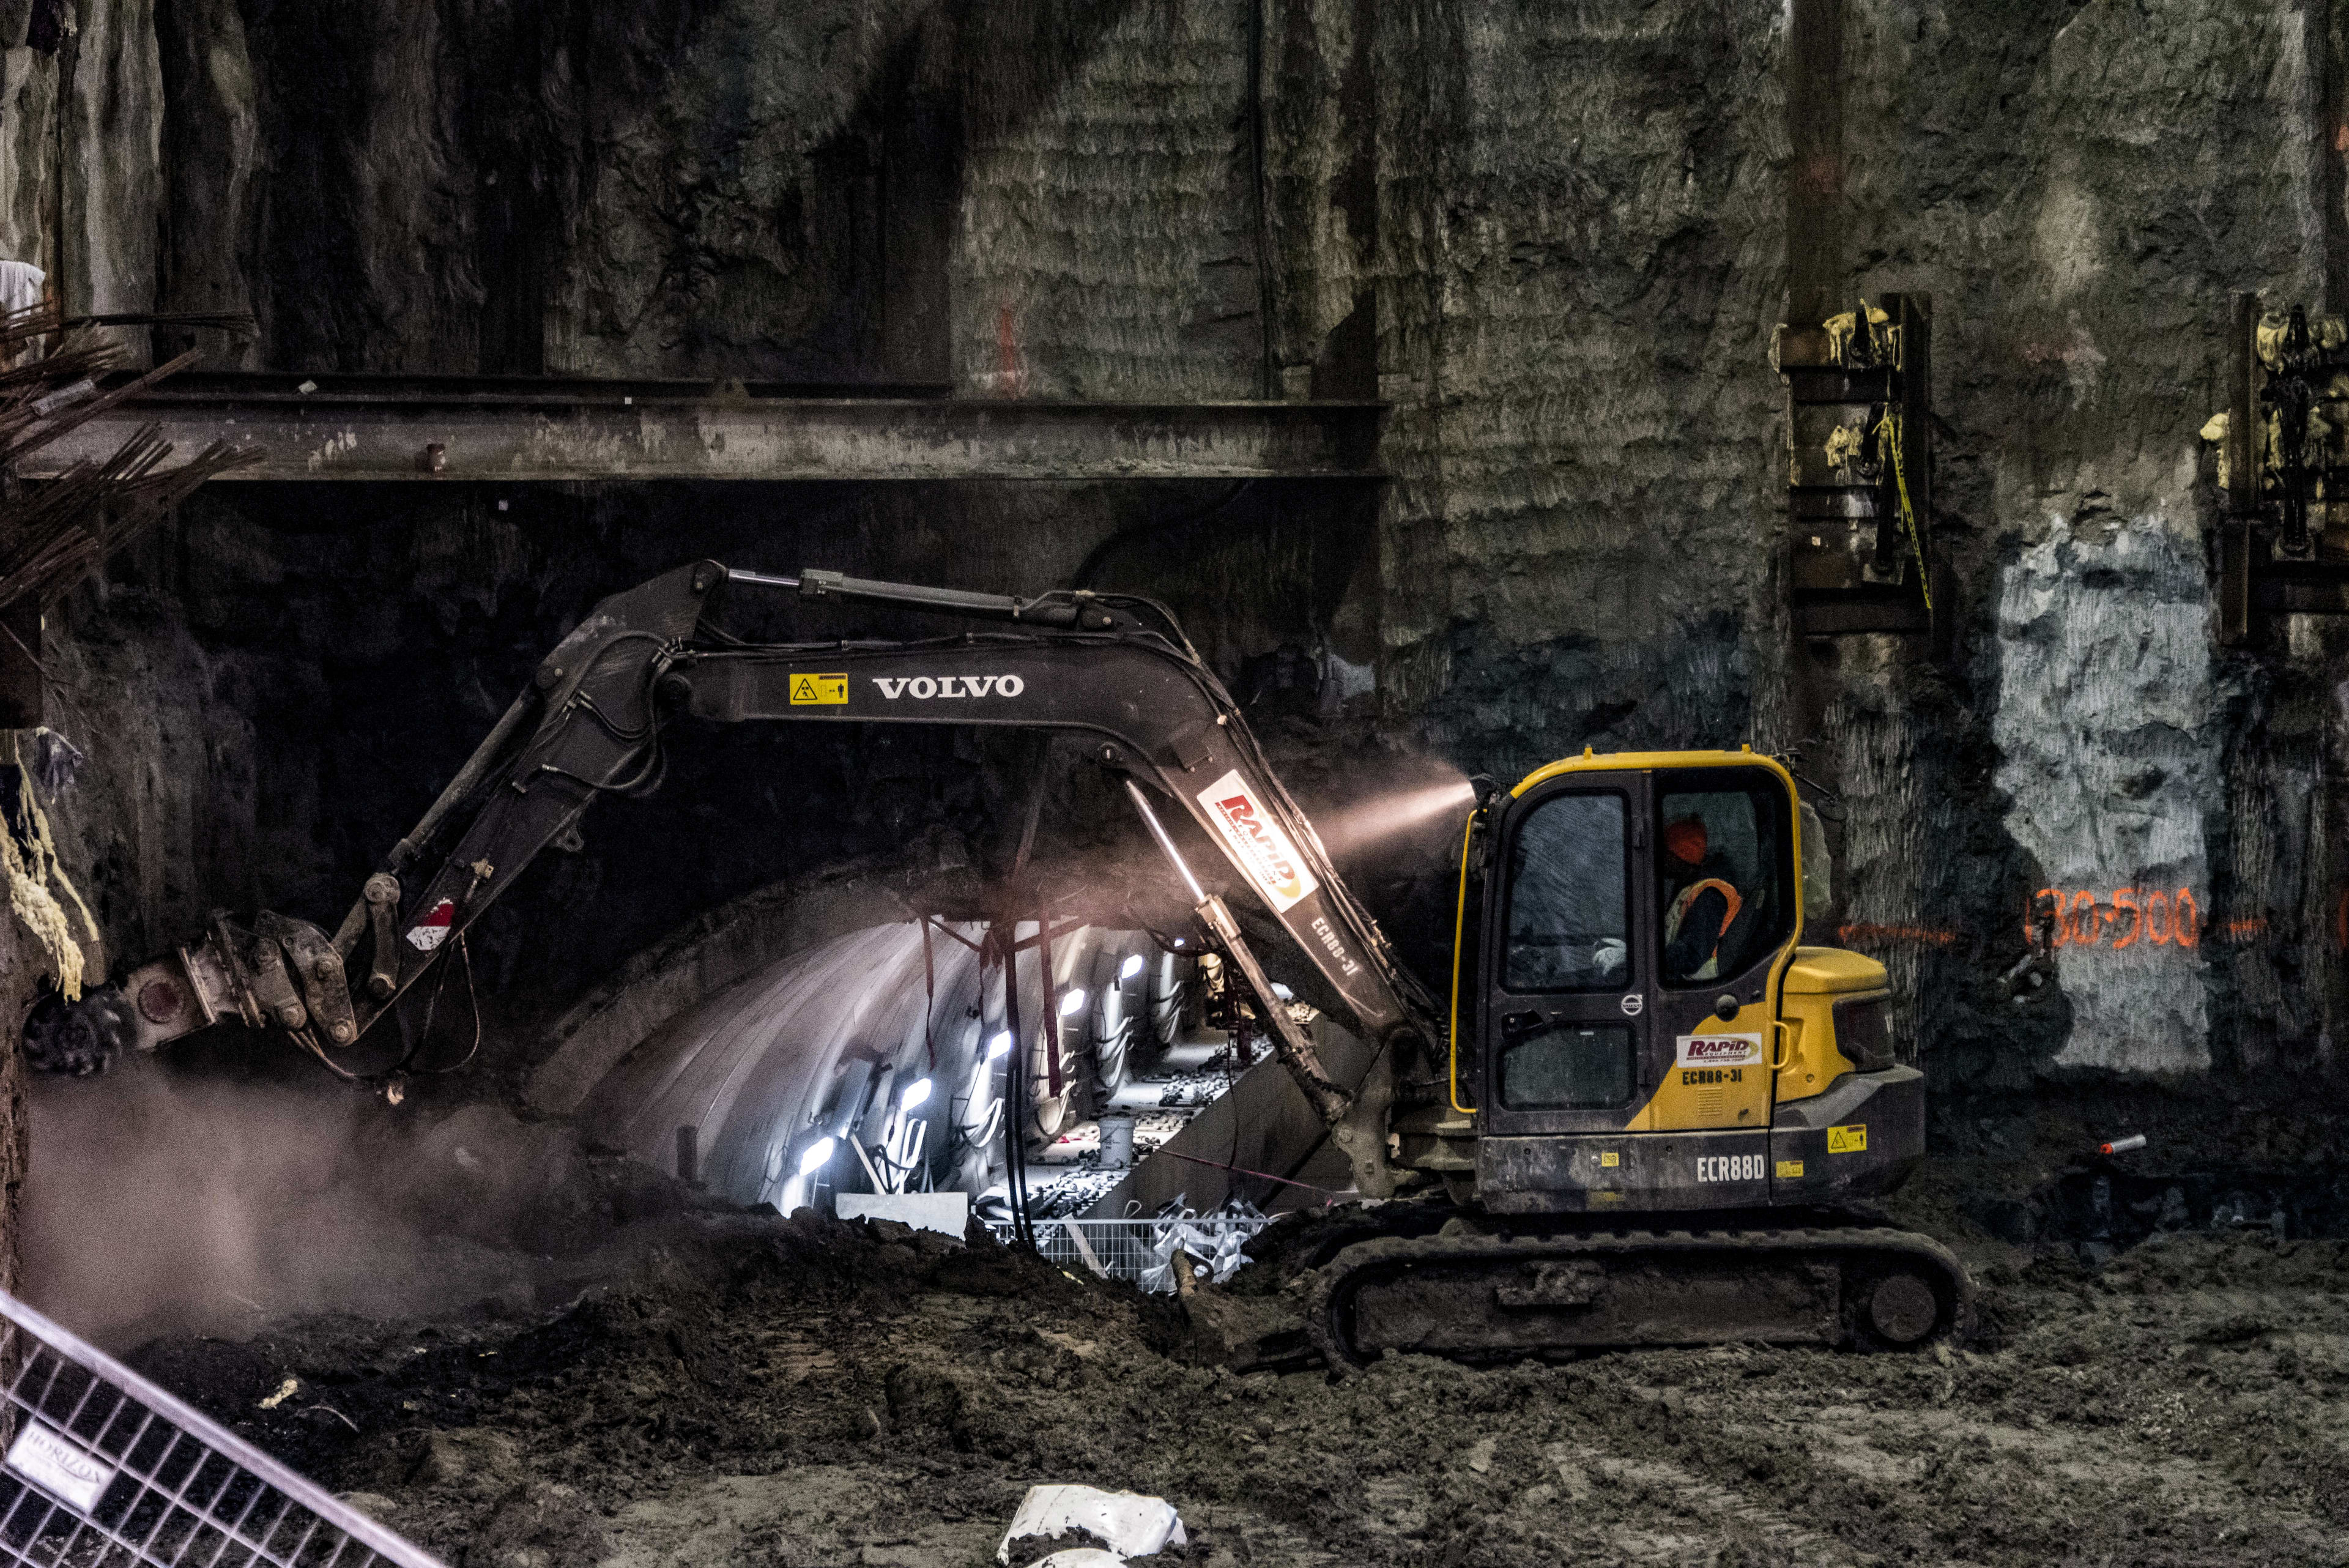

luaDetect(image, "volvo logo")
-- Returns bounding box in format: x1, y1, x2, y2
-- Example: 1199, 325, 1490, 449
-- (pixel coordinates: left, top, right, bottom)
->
1619, 993, 1644, 1017
871, 674, 1025, 699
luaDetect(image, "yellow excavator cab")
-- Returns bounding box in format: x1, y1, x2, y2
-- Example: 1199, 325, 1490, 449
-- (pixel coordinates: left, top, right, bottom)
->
1436, 747, 1923, 1215
1308, 745, 1960, 1367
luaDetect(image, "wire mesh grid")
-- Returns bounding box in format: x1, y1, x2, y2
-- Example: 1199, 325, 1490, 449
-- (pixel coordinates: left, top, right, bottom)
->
0, 1291, 443, 1568
996, 1216, 1273, 1290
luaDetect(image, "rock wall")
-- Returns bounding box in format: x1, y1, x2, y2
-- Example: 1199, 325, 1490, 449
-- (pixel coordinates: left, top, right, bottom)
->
139, 0, 1327, 382
1818, 0, 2329, 1085
0, 0, 163, 327
7, 0, 2349, 1099
1365, 0, 2349, 1092
1373, 0, 1787, 787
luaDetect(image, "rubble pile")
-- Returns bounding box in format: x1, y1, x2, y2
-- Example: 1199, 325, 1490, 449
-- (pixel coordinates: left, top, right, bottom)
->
119, 1190, 2349, 1567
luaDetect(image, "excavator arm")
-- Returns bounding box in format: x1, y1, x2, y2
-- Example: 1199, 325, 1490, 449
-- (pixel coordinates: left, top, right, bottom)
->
29, 561, 1436, 1192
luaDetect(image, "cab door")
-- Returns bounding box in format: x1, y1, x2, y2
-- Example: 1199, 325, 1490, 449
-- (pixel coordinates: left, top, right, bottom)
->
1632, 767, 1802, 1134
1477, 773, 1655, 1137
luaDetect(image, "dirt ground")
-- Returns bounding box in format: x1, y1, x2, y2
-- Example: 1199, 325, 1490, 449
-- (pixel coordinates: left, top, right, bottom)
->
121, 1124, 2349, 1568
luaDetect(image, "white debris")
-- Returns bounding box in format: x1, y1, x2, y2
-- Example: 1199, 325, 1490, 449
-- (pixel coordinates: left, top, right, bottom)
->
29, 377, 94, 416
1138, 1195, 1263, 1293
996, 1485, 1186, 1564
1025, 1553, 1125, 1568
0, 260, 45, 318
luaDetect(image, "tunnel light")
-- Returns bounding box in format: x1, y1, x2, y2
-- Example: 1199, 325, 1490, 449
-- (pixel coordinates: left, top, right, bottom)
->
901, 1077, 933, 1111
1120, 954, 1145, 981
798, 1136, 836, 1176
1058, 988, 1088, 1017
988, 1030, 1014, 1060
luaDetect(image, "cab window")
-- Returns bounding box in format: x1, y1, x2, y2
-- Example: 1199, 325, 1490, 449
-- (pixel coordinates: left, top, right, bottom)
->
1655, 771, 1795, 987
1498, 1020, 1635, 1110
1502, 792, 1629, 993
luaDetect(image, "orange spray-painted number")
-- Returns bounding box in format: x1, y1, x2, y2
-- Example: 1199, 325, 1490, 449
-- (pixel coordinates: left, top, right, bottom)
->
2025, 886, 2203, 953
2069, 890, 2102, 946
2110, 888, 2142, 948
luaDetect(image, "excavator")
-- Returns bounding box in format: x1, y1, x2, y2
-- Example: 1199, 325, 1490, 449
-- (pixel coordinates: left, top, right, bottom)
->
24, 561, 1970, 1364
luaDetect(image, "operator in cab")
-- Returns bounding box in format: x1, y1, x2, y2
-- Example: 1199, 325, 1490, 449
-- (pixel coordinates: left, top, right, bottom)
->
1661, 814, 1745, 983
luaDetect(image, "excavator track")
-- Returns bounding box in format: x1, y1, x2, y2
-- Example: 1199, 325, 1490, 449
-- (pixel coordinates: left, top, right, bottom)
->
1304, 1223, 1974, 1371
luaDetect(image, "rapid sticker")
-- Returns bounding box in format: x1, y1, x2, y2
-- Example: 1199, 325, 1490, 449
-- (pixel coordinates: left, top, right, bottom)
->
1696, 1153, 1767, 1183
7, 1424, 113, 1512
1827, 1123, 1868, 1154
789, 674, 848, 705
1195, 770, 1319, 913
405, 897, 456, 952
1598, 1151, 1620, 1168
1775, 1159, 1805, 1179
870, 674, 1024, 699
1675, 1033, 1764, 1069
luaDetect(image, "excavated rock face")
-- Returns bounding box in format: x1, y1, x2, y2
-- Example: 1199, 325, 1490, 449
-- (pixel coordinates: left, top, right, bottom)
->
1818, 0, 2331, 1086
1379, 0, 1786, 781
0, 0, 2344, 1091
145, 0, 1293, 384
1373, 0, 2349, 1088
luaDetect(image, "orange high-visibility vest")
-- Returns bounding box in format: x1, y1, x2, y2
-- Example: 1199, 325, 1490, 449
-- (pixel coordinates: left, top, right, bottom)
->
1666, 877, 1743, 978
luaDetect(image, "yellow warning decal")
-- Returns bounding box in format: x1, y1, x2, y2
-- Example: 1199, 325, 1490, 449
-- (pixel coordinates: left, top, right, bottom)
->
1827, 1124, 1867, 1154
1598, 1151, 1620, 1168
1775, 1159, 1805, 1178
790, 674, 848, 705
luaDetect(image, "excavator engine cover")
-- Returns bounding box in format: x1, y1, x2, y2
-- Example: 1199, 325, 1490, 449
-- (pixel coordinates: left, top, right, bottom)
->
1475, 1066, 1923, 1213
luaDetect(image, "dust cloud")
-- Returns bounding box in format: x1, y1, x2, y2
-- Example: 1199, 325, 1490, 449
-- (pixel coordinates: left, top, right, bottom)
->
21, 1057, 637, 1351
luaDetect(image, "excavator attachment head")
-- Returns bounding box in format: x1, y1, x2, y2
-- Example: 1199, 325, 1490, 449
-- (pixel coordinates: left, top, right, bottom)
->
21, 983, 133, 1076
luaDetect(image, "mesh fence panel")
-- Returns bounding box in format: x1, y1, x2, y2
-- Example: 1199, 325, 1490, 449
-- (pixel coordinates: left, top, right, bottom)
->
990, 1217, 1272, 1290
0, 1291, 443, 1568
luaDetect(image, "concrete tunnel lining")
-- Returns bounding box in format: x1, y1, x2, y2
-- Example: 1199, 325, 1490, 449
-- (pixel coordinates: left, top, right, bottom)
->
571, 914, 1301, 1224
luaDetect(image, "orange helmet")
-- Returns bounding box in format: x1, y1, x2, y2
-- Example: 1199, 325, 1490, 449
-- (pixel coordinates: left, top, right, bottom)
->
1664, 816, 1708, 865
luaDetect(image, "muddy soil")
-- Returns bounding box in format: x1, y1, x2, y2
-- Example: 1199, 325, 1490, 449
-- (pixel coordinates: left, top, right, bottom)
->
125, 1183, 2349, 1568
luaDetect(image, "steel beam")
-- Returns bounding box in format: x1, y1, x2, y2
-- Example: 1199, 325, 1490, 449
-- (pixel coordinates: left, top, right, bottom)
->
20, 373, 1385, 483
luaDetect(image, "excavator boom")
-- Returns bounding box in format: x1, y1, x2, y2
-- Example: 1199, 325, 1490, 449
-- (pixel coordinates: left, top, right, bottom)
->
33, 561, 1434, 1191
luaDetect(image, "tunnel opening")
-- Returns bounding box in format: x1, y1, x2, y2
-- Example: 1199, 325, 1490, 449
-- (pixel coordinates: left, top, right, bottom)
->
574, 911, 1337, 1239
11, 463, 1460, 1351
